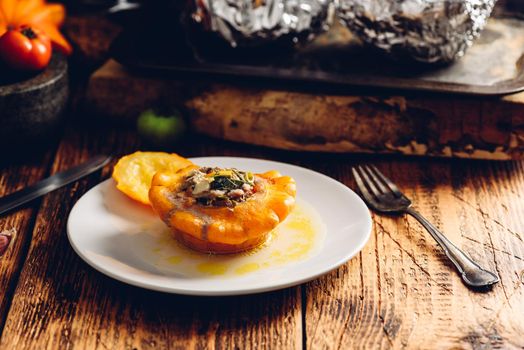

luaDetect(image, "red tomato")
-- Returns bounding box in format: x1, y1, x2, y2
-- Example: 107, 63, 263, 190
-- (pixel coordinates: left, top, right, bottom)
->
0, 26, 52, 71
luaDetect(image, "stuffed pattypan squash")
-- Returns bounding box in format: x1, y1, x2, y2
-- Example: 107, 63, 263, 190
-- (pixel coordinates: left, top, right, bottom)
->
149, 165, 296, 254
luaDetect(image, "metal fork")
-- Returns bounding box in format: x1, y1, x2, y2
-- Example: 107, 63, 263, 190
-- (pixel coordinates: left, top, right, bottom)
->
352, 165, 499, 288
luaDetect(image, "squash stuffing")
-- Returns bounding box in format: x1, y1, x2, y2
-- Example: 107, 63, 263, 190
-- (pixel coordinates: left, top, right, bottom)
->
149, 165, 296, 254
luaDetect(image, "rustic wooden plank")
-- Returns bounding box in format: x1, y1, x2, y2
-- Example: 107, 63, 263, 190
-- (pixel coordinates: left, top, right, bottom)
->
304, 159, 524, 349
3, 123, 524, 349
64, 14, 121, 69
85, 60, 524, 160
0, 129, 303, 349
0, 150, 55, 333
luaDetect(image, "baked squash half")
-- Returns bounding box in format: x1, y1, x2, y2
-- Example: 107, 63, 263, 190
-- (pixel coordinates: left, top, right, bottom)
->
149, 165, 296, 254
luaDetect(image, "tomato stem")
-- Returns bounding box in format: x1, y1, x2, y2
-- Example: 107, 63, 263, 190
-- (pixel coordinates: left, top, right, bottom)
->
20, 27, 38, 39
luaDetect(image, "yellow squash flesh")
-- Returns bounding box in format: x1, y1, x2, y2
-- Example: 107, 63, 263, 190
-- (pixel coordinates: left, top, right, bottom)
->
112, 151, 193, 205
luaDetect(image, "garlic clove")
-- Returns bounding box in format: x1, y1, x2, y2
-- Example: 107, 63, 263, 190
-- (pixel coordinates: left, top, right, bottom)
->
0, 230, 14, 257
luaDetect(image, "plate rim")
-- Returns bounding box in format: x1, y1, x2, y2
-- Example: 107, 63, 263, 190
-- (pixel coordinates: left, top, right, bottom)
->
67, 156, 372, 296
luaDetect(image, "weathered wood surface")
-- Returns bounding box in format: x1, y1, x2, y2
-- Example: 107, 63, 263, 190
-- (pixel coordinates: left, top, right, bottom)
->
85, 60, 524, 160
0, 128, 303, 350
304, 160, 524, 349
0, 151, 54, 333
0, 124, 523, 349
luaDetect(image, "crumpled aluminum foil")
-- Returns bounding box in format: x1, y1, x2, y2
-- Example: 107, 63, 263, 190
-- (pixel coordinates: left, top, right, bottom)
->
337, 0, 497, 63
189, 0, 335, 47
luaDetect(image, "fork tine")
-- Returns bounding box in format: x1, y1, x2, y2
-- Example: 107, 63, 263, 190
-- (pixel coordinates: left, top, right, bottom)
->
362, 165, 390, 195
351, 167, 376, 203
370, 165, 403, 197
357, 165, 383, 197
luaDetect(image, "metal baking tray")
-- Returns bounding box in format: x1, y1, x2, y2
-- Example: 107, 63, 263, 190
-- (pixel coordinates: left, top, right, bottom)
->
111, 15, 524, 96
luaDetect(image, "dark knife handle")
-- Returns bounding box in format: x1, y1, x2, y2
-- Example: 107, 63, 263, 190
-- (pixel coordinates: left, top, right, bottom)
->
0, 155, 111, 216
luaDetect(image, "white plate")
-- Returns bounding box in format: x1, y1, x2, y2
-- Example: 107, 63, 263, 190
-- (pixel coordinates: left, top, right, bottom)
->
67, 157, 372, 296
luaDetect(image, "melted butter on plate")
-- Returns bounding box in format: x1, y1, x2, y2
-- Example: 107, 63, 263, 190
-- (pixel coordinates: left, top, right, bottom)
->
139, 198, 326, 278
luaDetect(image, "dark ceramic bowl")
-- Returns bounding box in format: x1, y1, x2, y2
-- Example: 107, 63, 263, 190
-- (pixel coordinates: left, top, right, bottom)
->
0, 54, 68, 148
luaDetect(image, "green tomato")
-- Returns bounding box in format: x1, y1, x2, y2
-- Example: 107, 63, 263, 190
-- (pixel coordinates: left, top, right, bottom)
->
137, 109, 186, 147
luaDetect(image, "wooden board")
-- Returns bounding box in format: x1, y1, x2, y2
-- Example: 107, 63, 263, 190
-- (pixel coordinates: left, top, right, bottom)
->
304, 161, 524, 349
85, 60, 524, 160
0, 150, 54, 333
0, 128, 303, 349
0, 125, 523, 349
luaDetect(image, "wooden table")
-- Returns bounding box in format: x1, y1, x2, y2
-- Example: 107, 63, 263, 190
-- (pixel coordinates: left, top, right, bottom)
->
0, 121, 523, 349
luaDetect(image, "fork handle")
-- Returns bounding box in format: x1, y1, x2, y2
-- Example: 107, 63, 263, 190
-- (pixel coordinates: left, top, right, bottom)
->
406, 208, 499, 288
